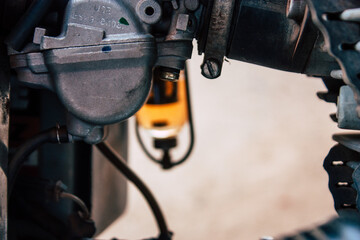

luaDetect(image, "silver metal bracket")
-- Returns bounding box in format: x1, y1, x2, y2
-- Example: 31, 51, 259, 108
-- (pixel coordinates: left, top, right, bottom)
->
201, 0, 235, 79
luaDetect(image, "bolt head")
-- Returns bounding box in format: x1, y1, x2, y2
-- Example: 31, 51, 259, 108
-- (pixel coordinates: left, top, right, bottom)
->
201, 58, 221, 79
160, 71, 179, 82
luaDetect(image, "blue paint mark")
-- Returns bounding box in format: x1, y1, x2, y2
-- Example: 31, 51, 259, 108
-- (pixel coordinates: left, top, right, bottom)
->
102, 46, 112, 52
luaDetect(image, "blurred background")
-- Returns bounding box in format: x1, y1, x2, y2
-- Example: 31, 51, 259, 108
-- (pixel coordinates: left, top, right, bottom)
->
98, 47, 341, 240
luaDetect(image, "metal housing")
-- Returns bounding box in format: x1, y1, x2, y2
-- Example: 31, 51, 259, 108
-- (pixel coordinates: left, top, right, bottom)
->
10, 0, 159, 142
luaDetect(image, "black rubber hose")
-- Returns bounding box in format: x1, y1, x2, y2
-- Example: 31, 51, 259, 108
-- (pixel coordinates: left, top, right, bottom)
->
5, 0, 53, 51
96, 142, 171, 240
8, 125, 69, 196
135, 63, 195, 168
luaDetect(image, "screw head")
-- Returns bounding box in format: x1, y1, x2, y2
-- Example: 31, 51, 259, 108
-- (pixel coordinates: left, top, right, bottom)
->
201, 58, 221, 79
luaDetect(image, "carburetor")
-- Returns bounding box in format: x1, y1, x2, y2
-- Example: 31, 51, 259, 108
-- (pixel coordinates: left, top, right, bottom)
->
8, 0, 198, 143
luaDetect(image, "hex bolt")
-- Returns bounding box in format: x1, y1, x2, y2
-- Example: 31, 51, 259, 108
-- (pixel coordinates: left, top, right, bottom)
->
201, 58, 221, 79
158, 67, 180, 82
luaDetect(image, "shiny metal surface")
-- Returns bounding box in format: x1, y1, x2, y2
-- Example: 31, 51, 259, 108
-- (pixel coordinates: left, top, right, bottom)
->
286, 0, 306, 21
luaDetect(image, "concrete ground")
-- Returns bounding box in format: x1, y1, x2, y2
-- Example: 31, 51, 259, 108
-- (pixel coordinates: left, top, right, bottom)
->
98, 51, 342, 239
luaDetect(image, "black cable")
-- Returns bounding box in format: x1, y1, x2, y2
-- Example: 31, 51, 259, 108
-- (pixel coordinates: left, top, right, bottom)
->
5, 0, 54, 51
135, 63, 195, 168
8, 125, 69, 196
60, 192, 90, 220
96, 142, 171, 240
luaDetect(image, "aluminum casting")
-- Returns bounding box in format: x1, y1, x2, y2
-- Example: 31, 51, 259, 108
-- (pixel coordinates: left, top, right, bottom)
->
10, 0, 159, 143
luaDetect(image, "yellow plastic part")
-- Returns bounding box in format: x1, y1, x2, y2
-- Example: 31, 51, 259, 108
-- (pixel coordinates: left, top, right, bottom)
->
136, 70, 188, 139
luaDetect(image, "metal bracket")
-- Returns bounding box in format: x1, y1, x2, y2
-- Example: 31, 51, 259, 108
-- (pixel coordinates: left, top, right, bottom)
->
201, 0, 235, 79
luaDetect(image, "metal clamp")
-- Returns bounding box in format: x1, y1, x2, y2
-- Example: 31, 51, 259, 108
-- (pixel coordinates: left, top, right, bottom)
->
201, 0, 235, 79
